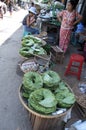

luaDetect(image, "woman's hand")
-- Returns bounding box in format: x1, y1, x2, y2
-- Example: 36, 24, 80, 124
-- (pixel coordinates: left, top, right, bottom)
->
73, 14, 82, 26
27, 16, 35, 26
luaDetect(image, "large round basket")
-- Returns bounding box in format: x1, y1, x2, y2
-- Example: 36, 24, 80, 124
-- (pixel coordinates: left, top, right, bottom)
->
19, 84, 74, 130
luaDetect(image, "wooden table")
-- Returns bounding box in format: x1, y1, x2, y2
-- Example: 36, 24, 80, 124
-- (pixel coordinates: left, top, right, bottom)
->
40, 19, 60, 44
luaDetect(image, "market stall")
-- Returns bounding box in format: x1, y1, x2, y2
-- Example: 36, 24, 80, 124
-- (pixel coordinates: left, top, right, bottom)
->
35, 1, 64, 44
19, 71, 75, 130
18, 33, 76, 130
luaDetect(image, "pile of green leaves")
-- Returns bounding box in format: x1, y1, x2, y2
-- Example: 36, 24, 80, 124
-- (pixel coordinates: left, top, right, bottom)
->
19, 44, 47, 58
19, 35, 47, 58
22, 72, 43, 98
22, 35, 42, 47
21, 70, 76, 114
29, 88, 57, 114
55, 82, 76, 108
42, 70, 61, 91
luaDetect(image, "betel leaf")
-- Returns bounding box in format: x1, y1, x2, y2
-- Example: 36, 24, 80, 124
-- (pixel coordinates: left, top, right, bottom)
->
43, 70, 61, 87
22, 92, 29, 98
39, 88, 57, 108
29, 88, 57, 114
39, 97, 57, 107
59, 81, 67, 88
43, 74, 52, 82
62, 93, 76, 104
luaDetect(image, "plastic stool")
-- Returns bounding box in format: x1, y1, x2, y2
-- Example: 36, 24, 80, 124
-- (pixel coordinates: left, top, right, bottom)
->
64, 54, 84, 80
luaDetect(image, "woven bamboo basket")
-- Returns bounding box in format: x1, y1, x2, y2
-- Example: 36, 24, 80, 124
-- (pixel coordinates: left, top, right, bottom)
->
19, 83, 74, 130
19, 57, 38, 73
19, 56, 51, 73
72, 82, 86, 109
19, 50, 51, 61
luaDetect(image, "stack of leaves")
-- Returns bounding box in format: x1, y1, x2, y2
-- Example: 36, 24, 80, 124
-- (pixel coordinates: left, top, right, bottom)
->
42, 70, 61, 91
55, 81, 76, 108
22, 72, 43, 98
19, 35, 47, 58
21, 35, 43, 47
21, 70, 76, 114
19, 44, 47, 58
29, 88, 57, 114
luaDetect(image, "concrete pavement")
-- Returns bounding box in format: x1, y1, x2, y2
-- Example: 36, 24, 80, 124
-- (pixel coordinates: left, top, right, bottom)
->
0, 9, 28, 46
0, 9, 32, 130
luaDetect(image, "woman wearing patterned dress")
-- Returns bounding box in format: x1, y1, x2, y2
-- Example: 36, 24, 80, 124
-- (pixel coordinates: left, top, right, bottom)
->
57, 0, 82, 53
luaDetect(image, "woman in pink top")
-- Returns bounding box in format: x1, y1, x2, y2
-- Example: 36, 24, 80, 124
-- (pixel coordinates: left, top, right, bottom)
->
57, 0, 82, 53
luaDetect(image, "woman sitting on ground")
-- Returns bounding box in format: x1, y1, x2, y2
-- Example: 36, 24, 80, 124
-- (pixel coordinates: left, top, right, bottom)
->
22, 7, 39, 36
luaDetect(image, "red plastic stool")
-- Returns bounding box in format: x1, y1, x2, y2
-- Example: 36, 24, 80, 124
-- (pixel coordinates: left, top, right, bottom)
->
64, 54, 84, 80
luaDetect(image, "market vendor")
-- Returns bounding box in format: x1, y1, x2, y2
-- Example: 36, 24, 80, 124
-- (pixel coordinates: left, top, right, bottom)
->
22, 7, 39, 37
57, 0, 82, 53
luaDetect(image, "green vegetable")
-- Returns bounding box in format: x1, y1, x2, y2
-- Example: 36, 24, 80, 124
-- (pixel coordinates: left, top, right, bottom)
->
62, 93, 76, 104
22, 92, 30, 99
23, 72, 43, 91
55, 81, 76, 108
22, 39, 34, 47
27, 35, 42, 44
55, 81, 69, 93
19, 47, 32, 57
19, 45, 47, 58
21, 71, 76, 115
42, 70, 61, 90
29, 88, 57, 114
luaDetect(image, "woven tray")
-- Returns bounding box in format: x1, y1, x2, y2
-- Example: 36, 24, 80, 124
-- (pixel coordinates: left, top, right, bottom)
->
19, 58, 39, 73
72, 82, 86, 109
19, 55, 51, 73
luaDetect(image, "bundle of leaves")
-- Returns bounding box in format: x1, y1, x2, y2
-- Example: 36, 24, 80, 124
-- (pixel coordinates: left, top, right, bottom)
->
21, 35, 44, 47
55, 81, 76, 108
42, 70, 61, 91
21, 71, 76, 114
22, 72, 43, 98
29, 88, 57, 114
19, 47, 32, 57
19, 44, 47, 58
22, 35, 42, 44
